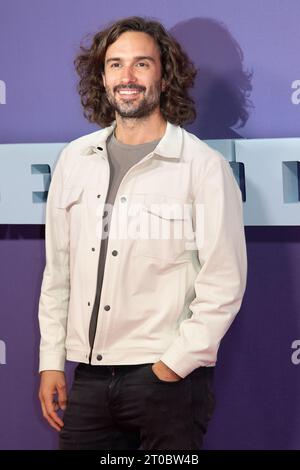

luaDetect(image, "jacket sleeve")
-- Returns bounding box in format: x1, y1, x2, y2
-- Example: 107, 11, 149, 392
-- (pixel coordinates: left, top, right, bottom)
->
159, 155, 248, 378
38, 147, 70, 373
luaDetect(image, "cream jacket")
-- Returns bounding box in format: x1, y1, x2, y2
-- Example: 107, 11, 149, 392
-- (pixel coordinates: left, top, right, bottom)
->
38, 120, 247, 378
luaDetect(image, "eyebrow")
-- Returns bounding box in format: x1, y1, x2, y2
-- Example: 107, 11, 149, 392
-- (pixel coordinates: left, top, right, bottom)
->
105, 56, 156, 65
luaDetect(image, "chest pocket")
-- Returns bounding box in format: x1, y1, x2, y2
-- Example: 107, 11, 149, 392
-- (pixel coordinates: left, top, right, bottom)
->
55, 186, 84, 210
134, 194, 192, 262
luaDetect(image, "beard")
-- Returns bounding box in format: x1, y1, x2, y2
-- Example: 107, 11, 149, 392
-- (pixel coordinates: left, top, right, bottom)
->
105, 80, 163, 119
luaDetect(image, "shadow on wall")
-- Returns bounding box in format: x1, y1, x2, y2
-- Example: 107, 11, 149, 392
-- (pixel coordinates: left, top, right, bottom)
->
169, 17, 254, 139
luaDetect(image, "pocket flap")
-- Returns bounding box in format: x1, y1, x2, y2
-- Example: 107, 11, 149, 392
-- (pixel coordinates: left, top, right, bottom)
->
56, 186, 84, 209
143, 195, 190, 220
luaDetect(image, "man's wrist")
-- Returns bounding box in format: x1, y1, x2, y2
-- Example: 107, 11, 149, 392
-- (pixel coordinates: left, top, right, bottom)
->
155, 360, 182, 379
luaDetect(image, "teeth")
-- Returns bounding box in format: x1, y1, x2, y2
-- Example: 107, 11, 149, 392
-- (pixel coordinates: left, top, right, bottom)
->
119, 90, 140, 94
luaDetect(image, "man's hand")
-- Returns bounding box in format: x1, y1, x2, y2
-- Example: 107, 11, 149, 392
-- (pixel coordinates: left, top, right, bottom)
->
152, 361, 182, 382
39, 370, 67, 432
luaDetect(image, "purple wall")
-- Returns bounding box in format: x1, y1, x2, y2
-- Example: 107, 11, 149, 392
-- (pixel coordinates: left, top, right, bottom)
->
1, 0, 300, 449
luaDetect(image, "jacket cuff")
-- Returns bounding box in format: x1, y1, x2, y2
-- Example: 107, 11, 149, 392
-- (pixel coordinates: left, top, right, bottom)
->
39, 352, 66, 373
159, 344, 214, 379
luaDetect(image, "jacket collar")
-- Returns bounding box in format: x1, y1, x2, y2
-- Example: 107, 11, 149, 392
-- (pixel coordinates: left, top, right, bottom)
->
81, 120, 183, 160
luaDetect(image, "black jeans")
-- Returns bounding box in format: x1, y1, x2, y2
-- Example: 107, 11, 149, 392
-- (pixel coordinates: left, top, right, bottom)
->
58, 362, 216, 450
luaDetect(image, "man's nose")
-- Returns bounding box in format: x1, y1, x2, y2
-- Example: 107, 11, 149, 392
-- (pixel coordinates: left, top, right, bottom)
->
120, 65, 137, 83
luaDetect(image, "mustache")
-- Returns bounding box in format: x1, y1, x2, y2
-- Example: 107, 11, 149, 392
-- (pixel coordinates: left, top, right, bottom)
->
114, 84, 145, 92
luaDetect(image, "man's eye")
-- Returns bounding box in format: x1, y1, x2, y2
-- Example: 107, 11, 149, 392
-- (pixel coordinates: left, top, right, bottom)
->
137, 62, 148, 67
111, 63, 120, 68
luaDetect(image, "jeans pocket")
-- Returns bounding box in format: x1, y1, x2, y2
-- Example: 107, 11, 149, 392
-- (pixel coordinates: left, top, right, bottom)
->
147, 363, 185, 384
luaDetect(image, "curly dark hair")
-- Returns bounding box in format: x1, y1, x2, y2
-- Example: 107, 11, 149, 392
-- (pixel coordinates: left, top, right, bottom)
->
74, 16, 197, 127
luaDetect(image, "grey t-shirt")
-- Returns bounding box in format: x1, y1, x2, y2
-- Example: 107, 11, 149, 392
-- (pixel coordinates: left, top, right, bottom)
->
88, 131, 161, 351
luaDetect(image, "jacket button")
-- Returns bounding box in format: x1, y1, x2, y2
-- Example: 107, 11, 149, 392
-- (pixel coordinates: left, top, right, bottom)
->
97, 146, 103, 151
97, 194, 101, 198
97, 354, 103, 361
104, 305, 110, 311
91, 247, 95, 251
88, 302, 90, 306
120, 196, 127, 203
112, 250, 118, 256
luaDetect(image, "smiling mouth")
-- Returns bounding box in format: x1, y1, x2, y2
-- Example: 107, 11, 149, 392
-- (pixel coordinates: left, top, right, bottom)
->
117, 89, 143, 98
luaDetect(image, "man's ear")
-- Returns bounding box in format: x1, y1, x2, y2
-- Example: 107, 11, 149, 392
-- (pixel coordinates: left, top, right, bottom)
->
102, 73, 106, 87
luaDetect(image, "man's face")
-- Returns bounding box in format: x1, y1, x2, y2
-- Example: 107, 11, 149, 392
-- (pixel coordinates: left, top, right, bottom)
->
102, 31, 166, 119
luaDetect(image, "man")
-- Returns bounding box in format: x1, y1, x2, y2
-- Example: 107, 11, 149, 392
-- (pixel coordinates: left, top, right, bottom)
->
38, 16, 247, 450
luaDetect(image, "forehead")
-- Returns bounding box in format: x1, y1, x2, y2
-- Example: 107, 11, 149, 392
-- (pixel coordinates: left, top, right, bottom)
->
105, 31, 160, 59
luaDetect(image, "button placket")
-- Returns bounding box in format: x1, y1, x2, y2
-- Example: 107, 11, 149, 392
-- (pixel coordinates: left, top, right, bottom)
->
94, 180, 136, 355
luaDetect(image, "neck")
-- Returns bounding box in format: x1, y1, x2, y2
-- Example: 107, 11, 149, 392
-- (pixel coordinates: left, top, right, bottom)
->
114, 110, 167, 145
